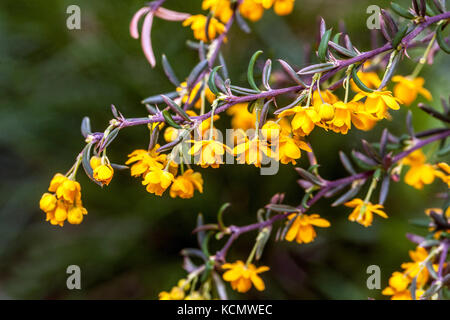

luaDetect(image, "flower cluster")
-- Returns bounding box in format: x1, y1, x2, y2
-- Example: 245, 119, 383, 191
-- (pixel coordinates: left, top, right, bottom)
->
126, 145, 203, 198
383, 247, 433, 300
39, 173, 87, 226
278, 84, 402, 138
40, 0, 450, 301
184, 0, 297, 42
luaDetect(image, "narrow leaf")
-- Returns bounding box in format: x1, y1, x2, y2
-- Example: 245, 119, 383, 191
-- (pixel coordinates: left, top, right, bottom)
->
247, 50, 263, 91
351, 66, 374, 92
162, 110, 182, 129
318, 28, 332, 62
162, 54, 180, 86
81, 117, 92, 138
390, 2, 415, 19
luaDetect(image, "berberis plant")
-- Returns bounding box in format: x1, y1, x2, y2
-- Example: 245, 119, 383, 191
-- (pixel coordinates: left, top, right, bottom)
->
39, 0, 450, 300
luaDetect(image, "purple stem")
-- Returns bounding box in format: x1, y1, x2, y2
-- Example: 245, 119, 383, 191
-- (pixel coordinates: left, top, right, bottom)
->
392, 129, 450, 163
215, 127, 449, 262
119, 11, 450, 132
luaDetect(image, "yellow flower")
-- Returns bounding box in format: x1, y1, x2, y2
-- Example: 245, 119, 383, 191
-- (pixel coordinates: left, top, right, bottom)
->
164, 127, 180, 143
392, 75, 432, 106
226, 103, 256, 131
315, 102, 335, 122
89, 156, 102, 169
233, 133, 275, 167
202, 0, 233, 23
402, 150, 437, 190
39, 193, 57, 213
401, 247, 429, 287
402, 149, 426, 166
311, 89, 339, 108
222, 260, 269, 293
56, 179, 81, 203
381, 272, 424, 300
91, 157, 114, 186
261, 121, 281, 141
352, 90, 402, 119
169, 169, 204, 199
344, 198, 388, 227
183, 15, 226, 42
93, 164, 114, 186
48, 173, 68, 193
142, 167, 174, 196
126, 146, 166, 177
273, 0, 295, 15
285, 213, 330, 244
67, 206, 87, 225
404, 163, 436, 189
277, 106, 320, 136
348, 101, 379, 131
239, 0, 264, 21
437, 162, 450, 174
159, 287, 185, 300
184, 292, 206, 300
189, 139, 232, 168
326, 101, 352, 134
278, 134, 311, 165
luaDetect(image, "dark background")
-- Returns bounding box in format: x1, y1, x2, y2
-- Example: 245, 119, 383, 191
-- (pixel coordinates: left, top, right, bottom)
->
0, 0, 448, 299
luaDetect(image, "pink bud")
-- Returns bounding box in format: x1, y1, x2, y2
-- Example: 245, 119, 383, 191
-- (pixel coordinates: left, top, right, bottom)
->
130, 7, 151, 39
141, 11, 156, 67
155, 7, 191, 21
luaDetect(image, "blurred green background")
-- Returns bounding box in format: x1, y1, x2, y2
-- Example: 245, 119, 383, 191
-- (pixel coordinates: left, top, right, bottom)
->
0, 0, 448, 299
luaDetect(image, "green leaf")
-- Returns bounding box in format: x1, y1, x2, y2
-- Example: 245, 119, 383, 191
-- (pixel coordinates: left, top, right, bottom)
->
247, 50, 263, 91
295, 167, 325, 186
162, 110, 182, 129
318, 28, 332, 62
255, 227, 271, 260
161, 94, 192, 122
297, 62, 336, 75
81, 142, 102, 186
277, 59, 307, 86
390, 2, 415, 19
436, 24, 450, 54
265, 203, 300, 213
208, 65, 222, 96
351, 66, 374, 92
392, 25, 408, 48
103, 127, 120, 150
262, 59, 272, 90
217, 202, 230, 230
